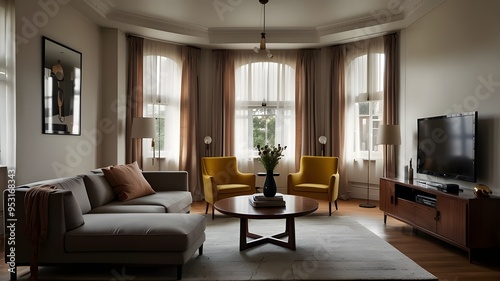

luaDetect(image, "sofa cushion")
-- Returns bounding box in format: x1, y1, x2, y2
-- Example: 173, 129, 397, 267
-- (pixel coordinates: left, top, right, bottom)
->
102, 162, 155, 201
82, 174, 116, 208
65, 213, 206, 252
56, 177, 92, 214
60, 190, 86, 230
23, 177, 92, 214
98, 191, 192, 213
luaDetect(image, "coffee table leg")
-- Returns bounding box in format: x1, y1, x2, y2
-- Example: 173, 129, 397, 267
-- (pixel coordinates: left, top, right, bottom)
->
239, 217, 296, 251
286, 217, 296, 250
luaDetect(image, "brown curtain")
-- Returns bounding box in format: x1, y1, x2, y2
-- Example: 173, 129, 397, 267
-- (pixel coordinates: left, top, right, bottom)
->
179, 46, 202, 200
330, 45, 349, 199
383, 33, 399, 178
125, 36, 144, 167
212, 50, 235, 156
295, 49, 320, 168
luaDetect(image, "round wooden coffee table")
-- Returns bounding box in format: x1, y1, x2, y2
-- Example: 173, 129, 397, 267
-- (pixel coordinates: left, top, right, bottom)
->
214, 194, 318, 251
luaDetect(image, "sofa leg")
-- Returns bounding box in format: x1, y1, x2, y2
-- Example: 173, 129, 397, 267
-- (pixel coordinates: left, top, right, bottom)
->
205, 202, 209, 214
329, 202, 332, 216
177, 265, 182, 280
212, 204, 215, 220
199, 244, 204, 255
335, 200, 338, 210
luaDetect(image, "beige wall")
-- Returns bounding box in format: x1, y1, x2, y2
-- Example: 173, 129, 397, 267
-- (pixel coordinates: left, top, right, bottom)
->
400, 0, 500, 192
99, 28, 127, 167
16, 0, 101, 184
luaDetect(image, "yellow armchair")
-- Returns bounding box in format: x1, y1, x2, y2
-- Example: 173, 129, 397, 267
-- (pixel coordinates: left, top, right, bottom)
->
201, 156, 256, 219
287, 156, 340, 216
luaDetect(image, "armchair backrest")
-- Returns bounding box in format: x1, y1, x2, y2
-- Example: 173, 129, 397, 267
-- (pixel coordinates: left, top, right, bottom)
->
299, 156, 339, 184
201, 156, 244, 185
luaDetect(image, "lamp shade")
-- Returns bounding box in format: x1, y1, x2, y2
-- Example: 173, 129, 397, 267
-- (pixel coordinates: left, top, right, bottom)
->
131, 117, 156, 139
377, 125, 401, 145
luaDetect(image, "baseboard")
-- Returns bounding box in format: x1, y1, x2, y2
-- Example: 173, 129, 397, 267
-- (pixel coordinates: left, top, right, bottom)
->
349, 181, 380, 201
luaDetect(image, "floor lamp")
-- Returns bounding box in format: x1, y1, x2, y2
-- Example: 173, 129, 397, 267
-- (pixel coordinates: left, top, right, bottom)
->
204, 136, 212, 157
131, 117, 156, 167
318, 136, 327, 156
359, 130, 376, 208
377, 125, 401, 178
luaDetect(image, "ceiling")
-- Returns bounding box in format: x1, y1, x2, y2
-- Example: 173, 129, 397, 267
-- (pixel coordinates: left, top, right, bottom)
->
72, 0, 445, 49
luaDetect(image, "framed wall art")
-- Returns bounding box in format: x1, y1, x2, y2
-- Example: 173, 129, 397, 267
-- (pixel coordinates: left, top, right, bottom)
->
42, 36, 82, 135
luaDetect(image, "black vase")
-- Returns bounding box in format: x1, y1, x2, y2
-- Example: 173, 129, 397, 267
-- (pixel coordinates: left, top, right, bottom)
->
263, 170, 277, 197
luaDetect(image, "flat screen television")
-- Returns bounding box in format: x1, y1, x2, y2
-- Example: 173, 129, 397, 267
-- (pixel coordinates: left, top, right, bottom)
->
417, 111, 477, 182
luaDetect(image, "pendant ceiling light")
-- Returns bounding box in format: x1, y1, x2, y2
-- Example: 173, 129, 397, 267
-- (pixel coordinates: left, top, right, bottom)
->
254, 0, 273, 58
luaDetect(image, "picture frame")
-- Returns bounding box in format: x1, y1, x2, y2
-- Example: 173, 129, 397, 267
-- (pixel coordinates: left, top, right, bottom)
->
42, 36, 82, 135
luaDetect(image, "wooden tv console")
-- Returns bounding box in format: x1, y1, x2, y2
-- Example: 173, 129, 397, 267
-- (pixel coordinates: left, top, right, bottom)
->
379, 177, 500, 262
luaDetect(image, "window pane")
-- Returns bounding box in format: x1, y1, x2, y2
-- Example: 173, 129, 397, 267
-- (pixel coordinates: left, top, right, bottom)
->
252, 108, 276, 147
358, 116, 368, 151
372, 100, 382, 115
358, 101, 369, 115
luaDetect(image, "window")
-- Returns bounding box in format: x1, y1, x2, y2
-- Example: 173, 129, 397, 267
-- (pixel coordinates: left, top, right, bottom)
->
253, 107, 276, 146
0, 1, 15, 168
347, 52, 385, 159
142, 41, 182, 168
234, 52, 296, 172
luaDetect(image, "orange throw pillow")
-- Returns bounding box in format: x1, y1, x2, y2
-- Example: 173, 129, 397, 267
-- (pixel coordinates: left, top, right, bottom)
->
102, 162, 155, 201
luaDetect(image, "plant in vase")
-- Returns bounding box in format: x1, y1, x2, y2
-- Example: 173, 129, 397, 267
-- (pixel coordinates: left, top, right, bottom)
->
256, 144, 287, 197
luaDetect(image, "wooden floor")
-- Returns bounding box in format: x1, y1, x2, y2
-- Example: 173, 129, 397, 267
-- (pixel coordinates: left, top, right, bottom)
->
1, 199, 499, 280
195, 198, 500, 281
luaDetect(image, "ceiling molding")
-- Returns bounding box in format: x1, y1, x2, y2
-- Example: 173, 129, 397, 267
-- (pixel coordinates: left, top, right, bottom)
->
317, 13, 405, 37
82, 0, 112, 18
209, 28, 319, 44
107, 9, 208, 38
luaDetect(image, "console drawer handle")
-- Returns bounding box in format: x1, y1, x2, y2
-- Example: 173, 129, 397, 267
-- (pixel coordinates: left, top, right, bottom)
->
434, 210, 440, 221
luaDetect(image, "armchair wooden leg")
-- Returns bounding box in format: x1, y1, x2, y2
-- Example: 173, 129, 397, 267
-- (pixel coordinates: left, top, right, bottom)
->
177, 265, 182, 280
334, 200, 338, 210
205, 202, 209, 214
212, 204, 215, 220
329, 202, 332, 216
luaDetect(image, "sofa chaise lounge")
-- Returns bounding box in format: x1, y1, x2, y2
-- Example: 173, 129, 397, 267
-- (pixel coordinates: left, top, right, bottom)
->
3, 166, 206, 280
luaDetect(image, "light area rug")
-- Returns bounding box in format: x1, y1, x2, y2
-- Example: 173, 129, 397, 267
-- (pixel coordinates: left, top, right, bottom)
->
7, 216, 437, 281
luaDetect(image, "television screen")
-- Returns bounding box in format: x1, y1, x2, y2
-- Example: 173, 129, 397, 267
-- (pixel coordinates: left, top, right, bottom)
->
417, 111, 477, 182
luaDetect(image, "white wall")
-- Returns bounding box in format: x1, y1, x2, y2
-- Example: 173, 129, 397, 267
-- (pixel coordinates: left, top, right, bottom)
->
16, 0, 101, 184
401, 0, 500, 192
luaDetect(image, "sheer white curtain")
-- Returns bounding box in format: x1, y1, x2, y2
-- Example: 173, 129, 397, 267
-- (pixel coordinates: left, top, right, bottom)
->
143, 40, 182, 170
0, 0, 16, 170
233, 50, 296, 177
344, 37, 384, 171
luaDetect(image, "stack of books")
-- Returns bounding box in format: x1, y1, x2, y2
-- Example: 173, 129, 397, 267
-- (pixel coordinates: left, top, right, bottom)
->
249, 193, 286, 207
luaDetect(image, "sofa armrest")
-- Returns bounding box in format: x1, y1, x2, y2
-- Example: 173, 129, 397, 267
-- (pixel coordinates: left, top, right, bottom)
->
3, 188, 75, 264
142, 171, 189, 192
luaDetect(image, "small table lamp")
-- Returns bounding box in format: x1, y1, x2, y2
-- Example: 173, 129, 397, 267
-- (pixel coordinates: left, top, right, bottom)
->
377, 124, 401, 177
318, 136, 327, 156
131, 117, 156, 165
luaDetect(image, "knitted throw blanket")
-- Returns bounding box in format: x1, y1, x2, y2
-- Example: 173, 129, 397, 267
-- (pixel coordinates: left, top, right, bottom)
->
24, 185, 57, 281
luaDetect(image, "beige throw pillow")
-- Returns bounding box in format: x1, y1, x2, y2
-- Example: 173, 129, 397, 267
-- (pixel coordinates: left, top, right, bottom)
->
102, 162, 155, 201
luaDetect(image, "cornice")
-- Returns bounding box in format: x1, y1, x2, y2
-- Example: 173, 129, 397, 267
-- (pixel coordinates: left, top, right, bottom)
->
317, 13, 405, 37
107, 9, 208, 38
82, 0, 112, 18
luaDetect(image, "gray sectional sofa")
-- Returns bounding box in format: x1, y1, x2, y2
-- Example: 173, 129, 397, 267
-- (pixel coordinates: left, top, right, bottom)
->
3, 170, 206, 280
